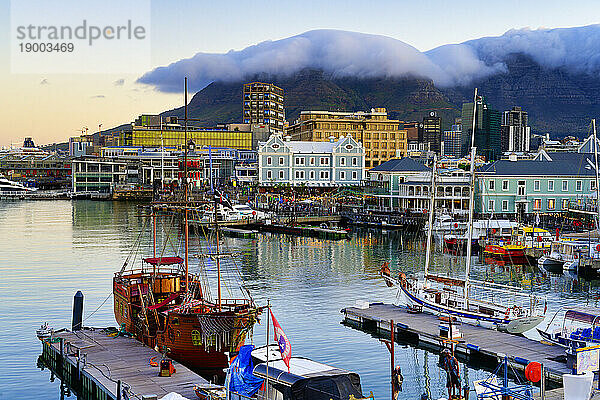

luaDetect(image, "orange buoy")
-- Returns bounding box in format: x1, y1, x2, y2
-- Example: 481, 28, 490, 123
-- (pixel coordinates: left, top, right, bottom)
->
525, 361, 541, 382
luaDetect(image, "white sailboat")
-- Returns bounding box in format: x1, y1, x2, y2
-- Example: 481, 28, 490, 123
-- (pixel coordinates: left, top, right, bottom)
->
381, 88, 546, 334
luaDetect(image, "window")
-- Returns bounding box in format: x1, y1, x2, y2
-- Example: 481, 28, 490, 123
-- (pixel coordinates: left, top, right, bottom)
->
352, 171, 358, 180
266, 157, 272, 166
534, 180, 540, 191
310, 157, 315, 166
562, 199, 569, 209
279, 157, 284, 165
576, 180, 582, 191
295, 171, 305, 179
562, 180, 568, 191
279, 170, 284, 179
320, 171, 329, 180
352, 157, 358, 166
309, 171, 315, 180
548, 198, 556, 210
295, 157, 305, 166
320, 157, 330, 166
488, 200, 495, 212
340, 171, 346, 180
502, 180, 509, 191
548, 180, 554, 191
533, 198, 542, 210
266, 170, 272, 179
340, 157, 346, 166
502, 200, 509, 211
489, 180, 495, 191
517, 180, 526, 196
592, 180, 597, 191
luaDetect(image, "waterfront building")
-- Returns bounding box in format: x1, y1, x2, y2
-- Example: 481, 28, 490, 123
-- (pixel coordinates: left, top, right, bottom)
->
422, 112, 442, 154
100, 147, 180, 186
537, 134, 582, 153
179, 147, 258, 187
258, 134, 365, 187
443, 119, 462, 158
119, 115, 269, 150
286, 108, 407, 168
461, 96, 501, 161
476, 152, 597, 217
501, 106, 531, 153
243, 82, 285, 133
0, 149, 71, 189
71, 158, 126, 193
365, 157, 470, 214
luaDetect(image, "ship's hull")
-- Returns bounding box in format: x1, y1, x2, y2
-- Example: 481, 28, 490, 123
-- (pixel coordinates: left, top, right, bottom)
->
483, 244, 526, 263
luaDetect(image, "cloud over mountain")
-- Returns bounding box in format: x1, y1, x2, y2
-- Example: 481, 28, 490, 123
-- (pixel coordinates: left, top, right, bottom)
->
138, 25, 600, 92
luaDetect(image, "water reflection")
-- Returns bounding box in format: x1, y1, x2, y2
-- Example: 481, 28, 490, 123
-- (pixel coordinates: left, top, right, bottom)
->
2, 202, 600, 399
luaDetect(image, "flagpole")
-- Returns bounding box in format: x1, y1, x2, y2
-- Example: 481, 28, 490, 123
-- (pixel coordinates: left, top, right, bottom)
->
266, 299, 270, 400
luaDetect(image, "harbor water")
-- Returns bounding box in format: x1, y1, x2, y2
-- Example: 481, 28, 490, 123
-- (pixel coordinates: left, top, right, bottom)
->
0, 200, 599, 400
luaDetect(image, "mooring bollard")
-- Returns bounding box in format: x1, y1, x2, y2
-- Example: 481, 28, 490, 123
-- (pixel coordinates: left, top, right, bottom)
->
72, 291, 84, 331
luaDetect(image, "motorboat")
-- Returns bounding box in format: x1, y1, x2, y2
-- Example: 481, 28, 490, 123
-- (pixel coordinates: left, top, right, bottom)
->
225, 345, 370, 400
0, 175, 37, 192
538, 307, 600, 348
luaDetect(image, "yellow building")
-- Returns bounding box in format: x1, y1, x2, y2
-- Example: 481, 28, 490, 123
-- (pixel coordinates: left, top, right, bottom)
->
120, 115, 257, 150
286, 108, 407, 168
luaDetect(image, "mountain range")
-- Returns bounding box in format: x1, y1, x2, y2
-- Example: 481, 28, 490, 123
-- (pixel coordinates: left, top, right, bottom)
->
146, 26, 600, 137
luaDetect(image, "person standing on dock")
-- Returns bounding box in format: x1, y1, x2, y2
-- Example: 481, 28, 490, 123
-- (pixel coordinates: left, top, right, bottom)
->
441, 349, 461, 399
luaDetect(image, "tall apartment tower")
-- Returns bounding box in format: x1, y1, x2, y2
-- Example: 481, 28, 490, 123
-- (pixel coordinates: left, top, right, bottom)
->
422, 111, 442, 154
461, 96, 501, 161
501, 106, 530, 152
443, 118, 462, 158
243, 82, 285, 133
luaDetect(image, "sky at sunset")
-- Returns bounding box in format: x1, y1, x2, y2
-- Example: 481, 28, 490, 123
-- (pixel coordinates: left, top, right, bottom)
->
1, 0, 600, 148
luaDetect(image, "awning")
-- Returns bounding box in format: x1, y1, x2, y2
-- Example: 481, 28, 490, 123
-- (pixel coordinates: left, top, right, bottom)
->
148, 292, 179, 310
143, 256, 184, 265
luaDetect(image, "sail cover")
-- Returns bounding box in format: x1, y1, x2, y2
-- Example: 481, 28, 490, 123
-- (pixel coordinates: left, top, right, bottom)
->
228, 345, 263, 396
143, 257, 184, 265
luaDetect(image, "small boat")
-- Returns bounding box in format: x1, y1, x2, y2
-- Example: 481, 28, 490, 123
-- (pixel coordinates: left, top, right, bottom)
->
443, 235, 479, 255
483, 242, 526, 263
538, 240, 592, 274
537, 307, 600, 349
0, 174, 38, 192
226, 345, 372, 400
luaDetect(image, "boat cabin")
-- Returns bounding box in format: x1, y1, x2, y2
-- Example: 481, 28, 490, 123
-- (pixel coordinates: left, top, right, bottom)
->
248, 346, 364, 400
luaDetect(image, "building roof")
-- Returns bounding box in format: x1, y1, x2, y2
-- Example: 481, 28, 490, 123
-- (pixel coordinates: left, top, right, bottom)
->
478, 154, 597, 176
285, 141, 338, 153
370, 157, 431, 172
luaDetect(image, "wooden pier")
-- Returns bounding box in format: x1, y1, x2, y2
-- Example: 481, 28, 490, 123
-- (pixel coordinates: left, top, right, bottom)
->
249, 223, 350, 240
342, 303, 570, 383
38, 328, 215, 400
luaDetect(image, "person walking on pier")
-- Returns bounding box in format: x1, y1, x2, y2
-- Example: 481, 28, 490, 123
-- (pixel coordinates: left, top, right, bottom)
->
441, 349, 461, 399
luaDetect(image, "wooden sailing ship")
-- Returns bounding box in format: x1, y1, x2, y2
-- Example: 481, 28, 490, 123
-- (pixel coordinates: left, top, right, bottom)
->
113, 78, 261, 379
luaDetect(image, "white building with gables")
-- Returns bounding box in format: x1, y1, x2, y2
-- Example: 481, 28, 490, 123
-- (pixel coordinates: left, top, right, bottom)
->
258, 134, 365, 187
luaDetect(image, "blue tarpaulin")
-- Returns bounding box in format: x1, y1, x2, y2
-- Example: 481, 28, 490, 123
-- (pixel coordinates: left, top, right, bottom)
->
229, 345, 264, 396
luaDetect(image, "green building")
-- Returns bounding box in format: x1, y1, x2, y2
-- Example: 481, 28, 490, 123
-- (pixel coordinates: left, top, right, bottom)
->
476, 152, 597, 218
461, 96, 501, 161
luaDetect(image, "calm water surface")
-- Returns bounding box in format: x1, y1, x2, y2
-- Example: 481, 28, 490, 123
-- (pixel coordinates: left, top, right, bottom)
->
1, 201, 599, 400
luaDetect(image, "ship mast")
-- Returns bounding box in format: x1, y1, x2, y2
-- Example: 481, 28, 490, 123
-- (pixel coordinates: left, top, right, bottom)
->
593, 119, 600, 231
214, 173, 222, 308
464, 88, 478, 305
184, 77, 189, 294
424, 153, 437, 277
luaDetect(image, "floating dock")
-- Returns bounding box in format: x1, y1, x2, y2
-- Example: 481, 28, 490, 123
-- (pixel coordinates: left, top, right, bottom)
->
38, 328, 215, 400
341, 303, 570, 383
250, 223, 350, 240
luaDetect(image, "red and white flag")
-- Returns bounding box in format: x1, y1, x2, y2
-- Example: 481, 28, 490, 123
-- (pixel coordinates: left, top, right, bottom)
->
270, 309, 291, 371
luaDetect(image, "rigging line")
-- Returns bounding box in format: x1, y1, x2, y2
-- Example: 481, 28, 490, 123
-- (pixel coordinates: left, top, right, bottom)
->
120, 216, 150, 274
81, 291, 113, 323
